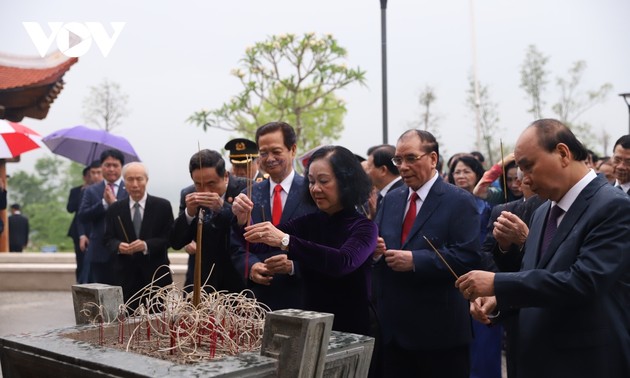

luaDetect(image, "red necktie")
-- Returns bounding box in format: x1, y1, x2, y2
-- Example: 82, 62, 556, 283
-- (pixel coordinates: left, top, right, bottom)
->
401, 192, 419, 243
272, 184, 283, 225
108, 182, 116, 196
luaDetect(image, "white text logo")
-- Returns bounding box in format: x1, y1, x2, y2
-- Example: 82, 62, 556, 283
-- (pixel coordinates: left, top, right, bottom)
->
23, 22, 125, 58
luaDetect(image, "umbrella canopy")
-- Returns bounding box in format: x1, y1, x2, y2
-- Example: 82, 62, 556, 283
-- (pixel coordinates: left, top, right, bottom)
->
0, 120, 42, 158
42, 125, 140, 165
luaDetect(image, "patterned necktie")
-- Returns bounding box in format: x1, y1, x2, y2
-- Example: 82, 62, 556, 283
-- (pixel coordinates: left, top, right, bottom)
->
272, 184, 283, 226
108, 182, 116, 196
540, 205, 564, 258
132, 202, 142, 237
401, 192, 419, 243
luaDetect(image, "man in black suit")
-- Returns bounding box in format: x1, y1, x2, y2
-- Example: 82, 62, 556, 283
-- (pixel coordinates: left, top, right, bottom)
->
365, 144, 403, 218
79, 149, 128, 284
0, 181, 7, 236
8, 204, 29, 252
364, 144, 403, 377
104, 162, 173, 310
479, 168, 544, 378
482, 168, 545, 273
611, 134, 630, 194
67, 161, 102, 282
170, 149, 246, 294
458, 119, 630, 377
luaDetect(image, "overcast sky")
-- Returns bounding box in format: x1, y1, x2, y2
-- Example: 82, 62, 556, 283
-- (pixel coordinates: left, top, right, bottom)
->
3, 0, 629, 209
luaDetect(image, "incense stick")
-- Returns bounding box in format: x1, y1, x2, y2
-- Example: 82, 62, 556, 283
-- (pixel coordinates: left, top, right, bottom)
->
117, 216, 130, 243
422, 235, 459, 280
500, 139, 507, 204
244, 154, 254, 280
193, 142, 204, 307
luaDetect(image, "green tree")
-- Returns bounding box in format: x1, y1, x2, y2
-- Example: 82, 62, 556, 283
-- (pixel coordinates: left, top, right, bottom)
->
552, 61, 613, 148
82, 78, 130, 132
187, 33, 366, 151
520, 45, 550, 119
8, 157, 76, 251
466, 77, 502, 164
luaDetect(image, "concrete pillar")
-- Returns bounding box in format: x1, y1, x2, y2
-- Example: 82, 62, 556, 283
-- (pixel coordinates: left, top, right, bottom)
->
261, 309, 334, 378
71, 283, 123, 325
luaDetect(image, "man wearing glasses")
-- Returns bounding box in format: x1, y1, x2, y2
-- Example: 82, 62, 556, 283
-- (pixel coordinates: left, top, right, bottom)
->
611, 135, 630, 194
373, 129, 481, 377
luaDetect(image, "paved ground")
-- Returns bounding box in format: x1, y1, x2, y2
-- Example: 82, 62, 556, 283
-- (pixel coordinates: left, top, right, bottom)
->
0, 291, 75, 377
0, 291, 75, 337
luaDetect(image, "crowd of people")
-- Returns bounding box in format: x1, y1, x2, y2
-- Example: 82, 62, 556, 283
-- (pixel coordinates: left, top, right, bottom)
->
65, 119, 630, 378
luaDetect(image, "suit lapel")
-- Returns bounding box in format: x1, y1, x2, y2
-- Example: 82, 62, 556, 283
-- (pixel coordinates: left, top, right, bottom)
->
537, 178, 604, 267
117, 197, 133, 241
280, 174, 303, 223
117, 182, 127, 200
254, 181, 271, 223
138, 195, 153, 238
522, 202, 548, 270
402, 180, 445, 248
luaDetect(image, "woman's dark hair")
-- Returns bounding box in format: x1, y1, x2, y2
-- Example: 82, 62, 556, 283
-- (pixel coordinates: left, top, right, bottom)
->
447, 154, 485, 187
304, 145, 372, 210
499, 160, 518, 194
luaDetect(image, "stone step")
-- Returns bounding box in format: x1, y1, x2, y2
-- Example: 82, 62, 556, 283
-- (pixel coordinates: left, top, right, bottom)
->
0, 252, 189, 264
0, 252, 189, 291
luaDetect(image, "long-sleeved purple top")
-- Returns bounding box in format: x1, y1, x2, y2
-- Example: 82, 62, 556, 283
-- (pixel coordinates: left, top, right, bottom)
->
238, 207, 378, 335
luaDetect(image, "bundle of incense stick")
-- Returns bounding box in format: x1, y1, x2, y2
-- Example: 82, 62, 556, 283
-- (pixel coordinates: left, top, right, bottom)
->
193, 143, 204, 307
244, 155, 253, 280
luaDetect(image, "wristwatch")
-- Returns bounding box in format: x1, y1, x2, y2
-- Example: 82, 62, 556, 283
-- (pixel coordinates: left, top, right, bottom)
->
280, 234, 290, 250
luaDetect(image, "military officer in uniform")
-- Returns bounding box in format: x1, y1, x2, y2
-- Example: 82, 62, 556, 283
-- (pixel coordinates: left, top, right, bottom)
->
224, 138, 267, 182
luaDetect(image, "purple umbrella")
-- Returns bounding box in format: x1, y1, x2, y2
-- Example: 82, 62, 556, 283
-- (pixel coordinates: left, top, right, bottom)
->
42, 125, 140, 165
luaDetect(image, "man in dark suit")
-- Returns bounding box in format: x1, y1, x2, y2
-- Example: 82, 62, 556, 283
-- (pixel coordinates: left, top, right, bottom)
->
611, 134, 630, 194
176, 162, 246, 292
481, 168, 545, 273
170, 149, 245, 294
79, 149, 128, 285
231, 121, 317, 311
365, 144, 403, 218
8, 204, 29, 252
67, 161, 102, 282
104, 162, 173, 310
458, 119, 630, 378
364, 144, 403, 376
479, 168, 544, 378
373, 130, 481, 377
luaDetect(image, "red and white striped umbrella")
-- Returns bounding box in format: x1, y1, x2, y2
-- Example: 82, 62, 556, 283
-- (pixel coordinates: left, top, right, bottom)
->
0, 120, 42, 158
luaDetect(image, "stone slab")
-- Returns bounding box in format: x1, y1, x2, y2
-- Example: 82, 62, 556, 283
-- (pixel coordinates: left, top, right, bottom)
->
72, 284, 124, 325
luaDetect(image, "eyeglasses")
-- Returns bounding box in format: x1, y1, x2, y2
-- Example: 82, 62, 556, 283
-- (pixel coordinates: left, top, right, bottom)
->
391, 152, 430, 167
612, 156, 630, 166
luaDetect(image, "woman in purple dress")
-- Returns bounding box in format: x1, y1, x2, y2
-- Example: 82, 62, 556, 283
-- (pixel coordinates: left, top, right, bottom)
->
232, 145, 377, 335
